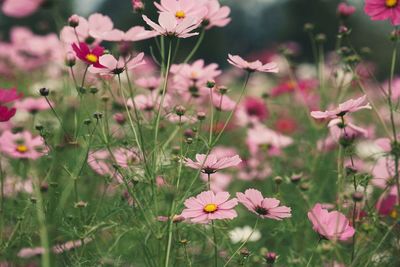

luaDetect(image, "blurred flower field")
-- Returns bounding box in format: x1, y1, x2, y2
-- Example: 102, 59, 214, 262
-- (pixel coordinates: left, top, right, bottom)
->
0, 0, 399, 266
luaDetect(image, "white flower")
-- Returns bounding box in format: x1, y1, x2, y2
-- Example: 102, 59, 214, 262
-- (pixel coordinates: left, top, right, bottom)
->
229, 226, 261, 244
356, 141, 385, 160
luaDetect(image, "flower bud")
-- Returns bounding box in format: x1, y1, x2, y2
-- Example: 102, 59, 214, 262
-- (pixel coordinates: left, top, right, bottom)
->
206, 80, 216, 88
93, 112, 103, 120
274, 176, 283, 185
217, 86, 228, 95
175, 105, 186, 116
290, 173, 302, 183
65, 52, 76, 67
352, 192, 364, 202
315, 33, 327, 43
132, 0, 145, 13
197, 111, 206, 121
265, 252, 277, 264
303, 23, 314, 32
39, 87, 49, 96
113, 113, 126, 125
68, 14, 80, 28
240, 248, 250, 257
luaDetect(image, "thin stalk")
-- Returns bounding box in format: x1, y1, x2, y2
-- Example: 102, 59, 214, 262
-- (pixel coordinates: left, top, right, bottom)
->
183, 28, 205, 63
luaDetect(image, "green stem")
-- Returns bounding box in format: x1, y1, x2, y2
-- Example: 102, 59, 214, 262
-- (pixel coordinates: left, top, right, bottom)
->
183, 28, 205, 63
212, 220, 218, 267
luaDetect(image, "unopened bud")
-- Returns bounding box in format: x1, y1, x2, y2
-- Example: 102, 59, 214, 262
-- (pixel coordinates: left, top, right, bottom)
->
265, 252, 277, 264
68, 15, 80, 28
39, 87, 49, 96
197, 111, 206, 121
206, 80, 216, 88
352, 192, 364, 202
175, 105, 186, 116
65, 52, 76, 67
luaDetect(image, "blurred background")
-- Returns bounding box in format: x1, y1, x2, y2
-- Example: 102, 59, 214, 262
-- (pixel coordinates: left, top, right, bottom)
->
0, 0, 395, 75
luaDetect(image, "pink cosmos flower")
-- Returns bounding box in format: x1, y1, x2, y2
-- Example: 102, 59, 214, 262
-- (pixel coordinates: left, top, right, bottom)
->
154, 0, 207, 22
88, 53, 145, 76
307, 203, 355, 241
311, 95, 371, 119
101, 26, 159, 42
327, 117, 368, 143
0, 130, 46, 159
185, 153, 242, 174
142, 12, 201, 38
202, 0, 231, 29
235, 97, 268, 126
227, 54, 279, 73
171, 60, 221, 86
337, 3, 356, 17
236, 189, 291, 220
60, 13, 118, 44
238, 158, 272, 181
200, 172, 232, 193
14, 98, 51, 114
72, 42, 105, 67
135, 76, 161, 91
127, 91, 171, 113
212, 93, 236, 111
1, 0, 43, 18
181, 191, 238, 223
246, 124, 293, 156
364, 0, 400, 25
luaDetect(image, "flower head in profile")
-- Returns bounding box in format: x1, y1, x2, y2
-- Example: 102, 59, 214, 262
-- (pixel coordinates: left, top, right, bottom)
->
202, 0, 231, 29
0, 130, 46, 159
227, 54, 279, 73
181, 191, 238, 223
72, 42, 105, 67
1, 0, 43, 18
89, 53, 145, 76
364, 0, 400, 25
311, 95, 371, 120
184, 153, 242, 174
308, 203, 355, 241
236, 189, 291, 220
142, 12, 201, 38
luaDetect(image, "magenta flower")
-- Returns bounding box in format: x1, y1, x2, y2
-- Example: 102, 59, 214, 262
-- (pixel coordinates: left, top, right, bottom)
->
337, 3, 356, 17
227, 54, 279, 73
185, 153, 242, 174
0, 87, 21, 122
142, 12, 201, 38
0, 106, 16, 122
236, 189, 291, 220
88, 53, 145, 75
0, 88, 22, 103
236, 97, 268, 126
308, 203, 355, 241
72, 42, 105, 67
364, 0, 400, 25
0, 130, 46, 159
311, 95, 371, 119
181, 191, 238, 223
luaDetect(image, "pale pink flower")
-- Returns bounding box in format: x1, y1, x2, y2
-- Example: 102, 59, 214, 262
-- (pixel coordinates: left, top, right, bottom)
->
2, 0, 43, 18
327, 117, 368, 143
371, 157, 399, 189
171, 59, 221, 87
236, 189, 291, 220
154, 0, 207, 22
88, 53, 145, 76
212, 93, 236, 111
202, 0, 231, 29
238, 158, 272, 181
308, 203, 355, 241
3, 176, 33, 197
127, 91, 171, 113
181, 191, 238, 223
311, 95, 371, 119
166, 113, 197, 124
246, 124, 293, 155
14, 98, 51, 113
200, 172, 232, 193
227, 54, 279, 73
185, 153, 242, 174
135, 76, 161, 91
101, 26, 158, 42
142, 12, 200, 38
60, 13, 118, 44
0, 130, 46, 159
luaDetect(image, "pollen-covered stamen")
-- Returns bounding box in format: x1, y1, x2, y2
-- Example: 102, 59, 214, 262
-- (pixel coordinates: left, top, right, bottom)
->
175, 10, 186, 19
85, 53, 98, 63
203, 203, 218, 213
255, 206, 269, 215
386, 0, 398, 8
16, 145, 28, 153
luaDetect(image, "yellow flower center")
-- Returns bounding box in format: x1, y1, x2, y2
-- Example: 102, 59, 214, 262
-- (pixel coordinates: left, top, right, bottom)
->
390, 209, 398, 219
85, 53, 98, 63
203, 203, 218, 213
16, 145, 28, 153
175, 10, 186, 19
386, 0, 398, 8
